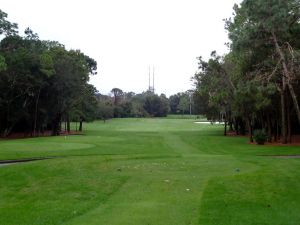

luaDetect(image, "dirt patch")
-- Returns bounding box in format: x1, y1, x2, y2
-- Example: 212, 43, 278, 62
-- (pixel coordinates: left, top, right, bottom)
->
249, 142, 300, 147
226, 131, 247, 137
227, 132, 300, 146
265, 135, 300, 146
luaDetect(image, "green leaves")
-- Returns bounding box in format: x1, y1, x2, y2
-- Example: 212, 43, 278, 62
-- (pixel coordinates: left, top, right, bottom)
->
0, 54, 6, 72
0, 9, 18, 37
233, 81, 275, 115
39, 52, 55, 77
0, 10, 98, 136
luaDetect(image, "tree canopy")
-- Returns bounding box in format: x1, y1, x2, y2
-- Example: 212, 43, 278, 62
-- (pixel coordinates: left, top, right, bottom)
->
193, 0, 300, 143
0, 10, 98, 137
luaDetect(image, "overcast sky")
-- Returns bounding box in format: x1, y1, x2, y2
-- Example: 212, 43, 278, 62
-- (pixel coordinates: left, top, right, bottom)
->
1, 0, 241, 96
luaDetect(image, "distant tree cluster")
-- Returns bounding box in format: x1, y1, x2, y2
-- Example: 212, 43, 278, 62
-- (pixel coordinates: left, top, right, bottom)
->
169, 91, 194, 115
96, 90, 170, 120
95, 88, 201, 121
0, 9, 98, 137
193, 0, 300, 143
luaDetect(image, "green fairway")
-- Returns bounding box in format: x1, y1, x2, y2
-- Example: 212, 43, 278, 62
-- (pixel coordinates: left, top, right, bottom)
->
0, 118, 300, 225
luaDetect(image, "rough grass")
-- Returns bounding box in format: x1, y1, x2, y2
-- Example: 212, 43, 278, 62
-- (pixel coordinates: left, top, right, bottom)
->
0, 118, 300, 225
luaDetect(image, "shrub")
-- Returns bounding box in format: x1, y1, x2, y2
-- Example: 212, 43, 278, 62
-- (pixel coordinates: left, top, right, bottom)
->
253, 129, 267, 145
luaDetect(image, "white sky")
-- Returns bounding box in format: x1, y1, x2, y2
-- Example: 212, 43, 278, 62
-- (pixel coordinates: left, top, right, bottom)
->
1, 0, 241, 96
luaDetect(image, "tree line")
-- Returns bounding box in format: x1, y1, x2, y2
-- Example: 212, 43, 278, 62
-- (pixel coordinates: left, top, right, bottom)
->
193, 0, 300, 144
0, 9, 98, 137
96, 89, 195, 120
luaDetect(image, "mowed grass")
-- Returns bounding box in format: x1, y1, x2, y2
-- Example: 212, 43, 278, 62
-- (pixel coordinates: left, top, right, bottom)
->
0, 118, 300, 225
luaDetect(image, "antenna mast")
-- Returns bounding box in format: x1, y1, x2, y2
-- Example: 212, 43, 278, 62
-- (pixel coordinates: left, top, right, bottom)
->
147, 65, 155, 93
152, 66, 155, 93
148, 66, 151, 91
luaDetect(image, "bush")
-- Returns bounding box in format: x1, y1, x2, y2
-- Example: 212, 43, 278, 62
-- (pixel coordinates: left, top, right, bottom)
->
253, 129, 267, 145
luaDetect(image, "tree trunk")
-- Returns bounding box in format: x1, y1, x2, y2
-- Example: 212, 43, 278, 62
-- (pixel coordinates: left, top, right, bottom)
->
234, 117, 239, 135
67, 114, 70, 133
287, 104, 292, 143
224, 118, 227, 136
229, 120, 233, 132
33, 89, 41, 137
3, 102, 12, 137
287, 83, 300, 124
240, 119, 246, 135
272, 32, 287, 144
272, 31, 300, 125
228, 111, 233, 132
247, 117, 253, 143
79, 117, 83, 132
3, 126, 14, 138
275, 119, 279, 142
52, 114, 61, 136
280, 89, 287, 144
267, 114, 272, 142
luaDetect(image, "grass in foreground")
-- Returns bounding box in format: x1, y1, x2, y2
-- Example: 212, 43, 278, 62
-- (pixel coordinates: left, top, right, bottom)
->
0, 118, 300, 225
